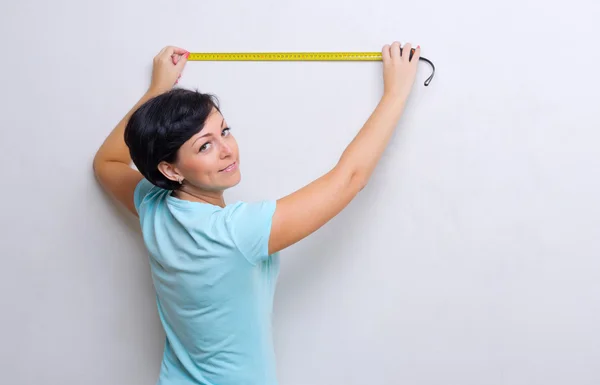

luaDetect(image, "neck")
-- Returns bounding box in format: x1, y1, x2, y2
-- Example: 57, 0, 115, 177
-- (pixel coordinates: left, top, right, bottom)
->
173, 184, 226, 208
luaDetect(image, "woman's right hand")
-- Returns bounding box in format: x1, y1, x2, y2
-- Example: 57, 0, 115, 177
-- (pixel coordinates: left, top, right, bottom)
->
266, 41, 423, 256
381, 41, 420, 100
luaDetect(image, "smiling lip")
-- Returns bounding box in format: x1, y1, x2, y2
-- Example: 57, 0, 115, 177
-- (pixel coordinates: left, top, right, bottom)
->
219, 161, 237, 172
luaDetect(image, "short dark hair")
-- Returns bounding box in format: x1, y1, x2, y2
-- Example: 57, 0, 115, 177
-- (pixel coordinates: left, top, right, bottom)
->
124, 88, 220, 190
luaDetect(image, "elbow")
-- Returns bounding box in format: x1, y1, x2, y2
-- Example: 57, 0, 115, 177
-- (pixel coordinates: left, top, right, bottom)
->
350, 170, 369, 192
334, 162, 368, 192
92, 160, 103, 184
92, 155, 103, 176
92, 154, 110, 180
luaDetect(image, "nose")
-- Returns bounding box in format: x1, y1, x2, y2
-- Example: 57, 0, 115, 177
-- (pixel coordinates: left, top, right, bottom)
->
220, 141, 233, 158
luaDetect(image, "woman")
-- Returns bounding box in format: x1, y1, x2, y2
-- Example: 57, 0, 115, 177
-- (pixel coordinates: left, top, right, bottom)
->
93, 42, 420, 385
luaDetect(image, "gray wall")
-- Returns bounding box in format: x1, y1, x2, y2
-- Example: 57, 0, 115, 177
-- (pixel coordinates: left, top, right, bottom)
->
2, 1, 599, 384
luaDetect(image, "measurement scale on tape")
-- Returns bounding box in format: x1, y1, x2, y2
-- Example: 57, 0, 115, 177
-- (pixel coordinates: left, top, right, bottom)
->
187, 51, 436, 86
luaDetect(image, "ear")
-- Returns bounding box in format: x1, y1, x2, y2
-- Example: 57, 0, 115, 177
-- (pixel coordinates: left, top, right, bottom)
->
157, 161, 182, 183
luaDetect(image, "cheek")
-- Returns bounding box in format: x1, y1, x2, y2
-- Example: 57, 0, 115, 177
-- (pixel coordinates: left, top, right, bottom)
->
180, 154, 208, 174
231, 137, 239, 155
186, 153, 225, 176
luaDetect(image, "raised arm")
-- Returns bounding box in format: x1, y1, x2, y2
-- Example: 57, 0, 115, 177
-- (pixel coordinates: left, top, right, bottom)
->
93, 46, 189, 216
268, 42, 420, 255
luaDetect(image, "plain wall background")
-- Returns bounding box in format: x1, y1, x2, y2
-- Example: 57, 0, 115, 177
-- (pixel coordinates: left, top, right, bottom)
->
1, 1, 599, 384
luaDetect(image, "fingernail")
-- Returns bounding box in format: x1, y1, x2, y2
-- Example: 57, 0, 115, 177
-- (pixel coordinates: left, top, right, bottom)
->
184, 52, 190, 58
417, 45, 421, 48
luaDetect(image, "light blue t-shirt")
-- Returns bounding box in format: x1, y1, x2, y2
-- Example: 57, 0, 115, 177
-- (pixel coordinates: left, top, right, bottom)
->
133, 178, 280, 385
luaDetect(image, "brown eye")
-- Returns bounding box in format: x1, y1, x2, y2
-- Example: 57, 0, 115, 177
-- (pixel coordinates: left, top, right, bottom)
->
199, 142, 211, 152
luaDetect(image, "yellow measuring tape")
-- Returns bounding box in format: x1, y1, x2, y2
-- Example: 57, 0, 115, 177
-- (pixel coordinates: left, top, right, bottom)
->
187, 51, 436, 86
188, 52, 383, 61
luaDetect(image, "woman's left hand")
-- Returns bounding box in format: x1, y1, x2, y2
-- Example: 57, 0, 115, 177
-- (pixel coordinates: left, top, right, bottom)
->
149, 46, 189, 94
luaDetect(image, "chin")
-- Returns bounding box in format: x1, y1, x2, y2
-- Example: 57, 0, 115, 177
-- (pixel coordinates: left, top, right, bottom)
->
222, 171, 242, 189
231, 172, 242, 187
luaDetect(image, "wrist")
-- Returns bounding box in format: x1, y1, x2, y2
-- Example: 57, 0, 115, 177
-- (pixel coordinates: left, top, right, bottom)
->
147, 85, 171, 97
381, 92, 407, 106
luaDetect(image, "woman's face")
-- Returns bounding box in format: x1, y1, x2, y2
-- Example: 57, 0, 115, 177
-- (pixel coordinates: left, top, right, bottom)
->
172, 108, 241, 191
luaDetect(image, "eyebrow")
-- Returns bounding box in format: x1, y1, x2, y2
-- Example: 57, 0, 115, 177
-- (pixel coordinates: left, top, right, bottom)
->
192, 117, 226, 147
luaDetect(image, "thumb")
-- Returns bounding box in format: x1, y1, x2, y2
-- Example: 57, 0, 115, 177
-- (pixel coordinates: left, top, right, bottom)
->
176, 52, 190, 69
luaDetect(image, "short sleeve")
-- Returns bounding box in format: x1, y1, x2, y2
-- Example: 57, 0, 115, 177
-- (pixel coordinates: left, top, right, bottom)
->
222, 200, 277, 265
133, 177, 157, 213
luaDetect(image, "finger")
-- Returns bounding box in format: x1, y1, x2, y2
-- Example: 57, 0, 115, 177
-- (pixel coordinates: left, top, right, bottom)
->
175, 52, 189, 69
411, 45, 421, 63
390, 41, 401, 60
165, 46, 189, 56
381, 44, 391, 62
172, 54, 179, 65
401, 43, 412, 60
